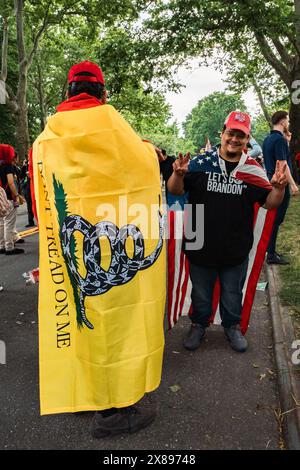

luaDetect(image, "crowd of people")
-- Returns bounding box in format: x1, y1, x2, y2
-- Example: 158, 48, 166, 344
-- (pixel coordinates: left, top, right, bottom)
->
0, 60, 299, 439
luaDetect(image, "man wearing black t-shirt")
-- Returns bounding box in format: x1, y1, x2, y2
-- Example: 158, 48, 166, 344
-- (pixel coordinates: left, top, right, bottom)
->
167, 111, 288, 353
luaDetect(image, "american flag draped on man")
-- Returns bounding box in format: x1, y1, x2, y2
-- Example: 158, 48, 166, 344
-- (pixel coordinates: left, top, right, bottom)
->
166, 111, 287, 349
167, 148, 276, 333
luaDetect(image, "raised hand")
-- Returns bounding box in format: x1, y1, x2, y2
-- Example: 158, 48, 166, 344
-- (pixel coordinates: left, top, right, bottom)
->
154, 146, 166, 162
270, 160, 288, 189
172, 152, 190, 176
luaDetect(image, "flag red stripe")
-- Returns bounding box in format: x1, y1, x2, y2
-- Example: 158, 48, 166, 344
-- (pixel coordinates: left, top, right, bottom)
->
178, 256, 190, 321
167, 211, 176, 328
234, 170, 272, 191
240, 209, 276, 334
173, 247, 185, 326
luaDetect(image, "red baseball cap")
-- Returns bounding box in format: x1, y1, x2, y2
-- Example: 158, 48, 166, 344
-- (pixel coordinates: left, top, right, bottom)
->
68, 61, 105, 85
224, 111, 251, 135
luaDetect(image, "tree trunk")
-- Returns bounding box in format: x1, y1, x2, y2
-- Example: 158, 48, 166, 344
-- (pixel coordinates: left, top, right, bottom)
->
15, 65, 30, 161
289, 61, 300, 179
0, 17, 8, 82
289, 101, 300, 179
36, 61, 46, 131
15, 104, 30, 161
14, 0, 29, 160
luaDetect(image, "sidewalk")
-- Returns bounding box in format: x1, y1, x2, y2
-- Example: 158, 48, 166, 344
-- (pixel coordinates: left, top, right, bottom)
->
0, 214, 283, 450
266, 264, 300, 450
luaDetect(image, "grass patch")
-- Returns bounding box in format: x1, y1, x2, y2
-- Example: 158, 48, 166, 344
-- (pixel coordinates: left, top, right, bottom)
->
277, 194, 300, 336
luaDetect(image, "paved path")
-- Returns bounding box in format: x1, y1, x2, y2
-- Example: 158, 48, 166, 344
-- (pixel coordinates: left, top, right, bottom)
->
0, 210, 282, 449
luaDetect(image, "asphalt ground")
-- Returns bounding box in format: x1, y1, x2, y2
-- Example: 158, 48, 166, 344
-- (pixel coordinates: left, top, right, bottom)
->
0, 208, 282, 450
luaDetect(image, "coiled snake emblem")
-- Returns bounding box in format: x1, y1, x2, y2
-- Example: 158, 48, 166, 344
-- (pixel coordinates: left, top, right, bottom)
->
61, 211, 164, 329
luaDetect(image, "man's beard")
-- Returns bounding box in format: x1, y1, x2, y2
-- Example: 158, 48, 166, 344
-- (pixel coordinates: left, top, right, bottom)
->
226, 151, 239, 159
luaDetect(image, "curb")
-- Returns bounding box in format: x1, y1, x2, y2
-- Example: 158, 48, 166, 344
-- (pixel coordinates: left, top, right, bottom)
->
266, 264, 300, 450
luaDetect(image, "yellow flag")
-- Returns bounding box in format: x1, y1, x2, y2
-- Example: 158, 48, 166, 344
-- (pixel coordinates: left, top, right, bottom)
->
32, 104, 166, 415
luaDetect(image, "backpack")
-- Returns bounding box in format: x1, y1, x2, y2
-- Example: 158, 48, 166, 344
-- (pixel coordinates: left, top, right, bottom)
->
0, 183, 10, 217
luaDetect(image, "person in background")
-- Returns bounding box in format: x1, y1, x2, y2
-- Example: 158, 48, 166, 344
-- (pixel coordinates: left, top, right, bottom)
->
0, 144, 25, 255
11, 154, 26, 245
263, 111, 298, 265
159, 149, 188, 209
21, 158, 35, 227
159, 149, 175, 189
247, 136, 262, 160
283, 130, 299, 196
295, 151, 300, 184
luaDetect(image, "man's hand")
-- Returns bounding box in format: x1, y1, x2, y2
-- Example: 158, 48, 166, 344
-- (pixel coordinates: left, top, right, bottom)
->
270, 160, 288, 190
264, 160, 289, 209
290, 183, 299, 196
154, 146, 166, 162
172, 152, 190, 177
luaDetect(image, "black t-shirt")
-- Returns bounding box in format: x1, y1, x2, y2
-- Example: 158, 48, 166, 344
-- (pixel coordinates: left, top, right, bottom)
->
0, 164, 14, 200
183, 159, 270, 267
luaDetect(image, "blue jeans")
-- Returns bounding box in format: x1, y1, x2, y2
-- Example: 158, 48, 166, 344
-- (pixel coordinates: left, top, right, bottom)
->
188, 258, 249, 328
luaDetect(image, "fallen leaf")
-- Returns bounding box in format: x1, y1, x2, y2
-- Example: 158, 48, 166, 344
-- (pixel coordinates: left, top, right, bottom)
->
252, 363, 259, 368
259, 373, 266, 381
170, 385, 180, 393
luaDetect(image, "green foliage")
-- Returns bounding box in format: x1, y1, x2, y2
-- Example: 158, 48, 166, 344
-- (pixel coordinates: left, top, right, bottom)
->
2, 0, 178, 150
145, 0, 300, 153
251, 114, 270, 146
0, 106, 15, 145
277, 195, 300, 318
183, 92, 247, 148
146, 1, 295, 54
5, 0, 298, 156
140, 121, 196, 155
22, 20, 179, 144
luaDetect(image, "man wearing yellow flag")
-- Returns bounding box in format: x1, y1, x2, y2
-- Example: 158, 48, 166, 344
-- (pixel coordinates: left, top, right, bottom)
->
30, 61, 166, 438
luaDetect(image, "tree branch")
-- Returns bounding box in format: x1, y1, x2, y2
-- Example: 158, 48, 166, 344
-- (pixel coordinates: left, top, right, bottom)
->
27, 1, 52, 70
14, 0, 26, 67
286, 31, 300, 56
271, 38, 293, 69
252, 79, 271, 128
254, 32, 291, 87
5, 82, 17, 103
